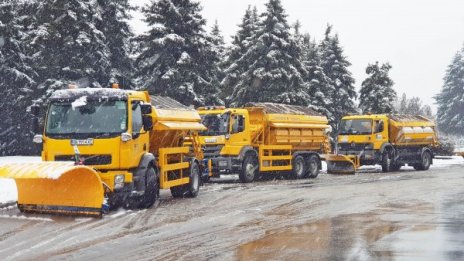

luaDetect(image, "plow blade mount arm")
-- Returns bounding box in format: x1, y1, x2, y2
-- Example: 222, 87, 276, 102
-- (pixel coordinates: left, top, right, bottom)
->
0, 162, 104, 217
325, 154, 358, 175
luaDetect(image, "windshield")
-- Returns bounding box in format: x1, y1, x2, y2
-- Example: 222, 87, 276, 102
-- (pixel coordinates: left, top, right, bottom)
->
46, 100, 127, 138
200, 113, 229, 136
339, 119, 373, 135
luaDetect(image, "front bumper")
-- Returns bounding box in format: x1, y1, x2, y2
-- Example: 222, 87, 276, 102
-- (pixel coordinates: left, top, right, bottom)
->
202, 156, 242, 177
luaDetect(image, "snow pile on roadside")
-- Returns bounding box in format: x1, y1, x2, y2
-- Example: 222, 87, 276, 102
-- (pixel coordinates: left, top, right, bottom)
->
431, 156, 463, 168
0, 157, 41, 204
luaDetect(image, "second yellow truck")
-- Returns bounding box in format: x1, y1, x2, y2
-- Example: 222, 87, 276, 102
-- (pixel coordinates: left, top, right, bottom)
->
198, 103, 331, 182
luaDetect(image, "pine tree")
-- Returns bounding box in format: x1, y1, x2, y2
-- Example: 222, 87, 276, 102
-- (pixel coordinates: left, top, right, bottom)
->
0, 0, 38, 155
319, 25, 357, 132
395, 93, 434, 118
359, 62, 396, 114
97, 0, 135, 89
31, 0, 111, 105
435, 46, 464, 135
398, 93, 408, 113
209, 20, 226, 102
221, 6, 259, 104
230, 0, 310, 106
135, 0, 222, 106
301, 33, 332, 117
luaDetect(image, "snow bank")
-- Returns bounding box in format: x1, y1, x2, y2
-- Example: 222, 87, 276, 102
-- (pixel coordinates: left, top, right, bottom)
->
0, 157, 41, 204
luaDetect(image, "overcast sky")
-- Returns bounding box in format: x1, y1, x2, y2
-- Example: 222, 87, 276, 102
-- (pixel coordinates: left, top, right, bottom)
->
130, 0, 464, 111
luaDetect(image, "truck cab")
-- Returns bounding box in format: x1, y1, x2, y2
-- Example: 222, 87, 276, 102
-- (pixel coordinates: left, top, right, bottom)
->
336, 114, 389, 165
36, 88, 152, 192
198, 107, 251, 177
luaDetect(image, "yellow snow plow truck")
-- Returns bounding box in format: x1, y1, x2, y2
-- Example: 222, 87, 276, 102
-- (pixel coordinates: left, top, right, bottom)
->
0, 87, 205, 217
197, 103, 331, 182
326, 114, 438, 174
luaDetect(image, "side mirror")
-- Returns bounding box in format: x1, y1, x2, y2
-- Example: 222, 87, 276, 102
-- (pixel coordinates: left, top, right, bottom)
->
31, 105, 40, 116
32, 118, 40, 134
141, 104, 152, 115
377, 121, 384, 133
142, 115, 153, 131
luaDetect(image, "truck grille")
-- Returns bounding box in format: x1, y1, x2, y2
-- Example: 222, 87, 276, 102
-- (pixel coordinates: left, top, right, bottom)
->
202, 145, 223, 158
55, 155, 112, 165
337, 143, 369, 153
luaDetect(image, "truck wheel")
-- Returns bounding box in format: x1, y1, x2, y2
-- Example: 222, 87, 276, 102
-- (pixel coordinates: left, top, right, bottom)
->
414, 151, 432, 171
239, 153, 258, 183
140, 167, 159, 208
391, 163, 402, 172
170, 161, 200, 198
381, 150, 392, 173
307, 155, 320, 179
292, 155, 307, 179
185, 161, 200, 198
170, 186, 184, 198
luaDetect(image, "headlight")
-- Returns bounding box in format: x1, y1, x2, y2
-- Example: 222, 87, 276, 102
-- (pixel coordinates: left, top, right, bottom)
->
114, 174, 125, 190
364, 144, 374, 150
218, 160, 228, 167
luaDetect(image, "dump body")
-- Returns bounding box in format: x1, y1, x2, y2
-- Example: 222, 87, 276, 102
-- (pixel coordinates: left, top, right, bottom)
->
0, 88, 205, 217
327, 114, 438, 174
198, 103, 330, 182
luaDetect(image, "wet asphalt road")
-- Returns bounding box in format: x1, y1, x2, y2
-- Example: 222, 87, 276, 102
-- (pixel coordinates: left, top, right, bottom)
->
0, 158, 463, 261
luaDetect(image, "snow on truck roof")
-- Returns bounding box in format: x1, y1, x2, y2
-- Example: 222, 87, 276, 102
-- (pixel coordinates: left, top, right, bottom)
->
245, 102, 322, 116
389, 114, 433, 123
49, 89, 192, 111
150, 96, 194, 111
50, 88, 129, 101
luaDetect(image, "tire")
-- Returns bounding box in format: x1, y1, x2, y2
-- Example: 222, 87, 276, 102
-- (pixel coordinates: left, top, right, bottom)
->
239, 152, 258, 183
185, 161, 200, 198
140, 167, 159, 208
291, 155, 307, 179
306, 155, 320, 179
413, 151, 432, 171
170, 185, 184, 198
381, 150, 392, 173
170, 160, 200, 198
391, 163, 402, 172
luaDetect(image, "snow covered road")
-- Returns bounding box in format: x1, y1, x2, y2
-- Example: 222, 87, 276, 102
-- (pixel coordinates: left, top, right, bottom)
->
0, 156, 463, 260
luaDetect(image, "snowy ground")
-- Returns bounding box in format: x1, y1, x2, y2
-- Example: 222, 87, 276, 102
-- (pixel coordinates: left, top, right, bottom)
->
1, 156, 463, 204
0, 156, 463, 260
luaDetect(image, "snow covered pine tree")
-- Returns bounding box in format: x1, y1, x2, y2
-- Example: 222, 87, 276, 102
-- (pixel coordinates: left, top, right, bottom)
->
97, 0, 135, 89
230, 0, 310, 106
299, 32, 332, 118
135, 0, 223, 106
319, 25, 357, 134
0, 0, 38, 155
31, 0, 112, 105
221, 6, 259, 105
359, 62, 396, 114
435, 45, 464, 136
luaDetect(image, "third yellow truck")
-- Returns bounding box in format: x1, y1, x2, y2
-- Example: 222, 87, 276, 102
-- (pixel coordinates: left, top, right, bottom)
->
326, 114, 438, 174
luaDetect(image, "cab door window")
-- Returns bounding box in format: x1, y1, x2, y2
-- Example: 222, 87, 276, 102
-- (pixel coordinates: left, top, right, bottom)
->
131, 102, 143, 136
231, 114, 245, 134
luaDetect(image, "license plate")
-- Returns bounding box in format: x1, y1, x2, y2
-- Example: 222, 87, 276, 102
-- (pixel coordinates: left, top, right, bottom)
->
205, 138, 217, 143
71, 139, 94, 146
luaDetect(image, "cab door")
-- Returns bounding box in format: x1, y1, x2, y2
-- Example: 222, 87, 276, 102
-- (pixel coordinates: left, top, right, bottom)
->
228, 113, 250, 147
121, 100, 149, 168
373, 117, 389, 149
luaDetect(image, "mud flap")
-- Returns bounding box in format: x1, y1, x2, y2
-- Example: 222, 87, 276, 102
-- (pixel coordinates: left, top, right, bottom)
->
325, 155, 357, 175
0, 162, 104, 217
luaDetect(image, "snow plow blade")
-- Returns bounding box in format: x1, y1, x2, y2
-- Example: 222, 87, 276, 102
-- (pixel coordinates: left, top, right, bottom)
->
325, 155, 358, 175
0, 162, 104, 217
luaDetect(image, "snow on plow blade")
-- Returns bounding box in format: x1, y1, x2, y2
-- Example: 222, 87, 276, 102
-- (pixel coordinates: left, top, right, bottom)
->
325, 155, 357, 175
0, 162, 104, 217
